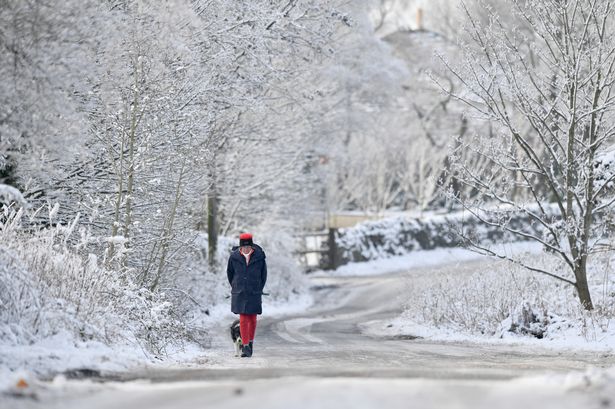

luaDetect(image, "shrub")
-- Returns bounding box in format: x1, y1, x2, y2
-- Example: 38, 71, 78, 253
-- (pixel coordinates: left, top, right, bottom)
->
0, 207, 187, 355
403, 251, 615, 341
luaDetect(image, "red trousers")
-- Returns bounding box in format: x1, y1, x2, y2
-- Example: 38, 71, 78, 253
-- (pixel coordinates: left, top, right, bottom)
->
239, 314, 257, 346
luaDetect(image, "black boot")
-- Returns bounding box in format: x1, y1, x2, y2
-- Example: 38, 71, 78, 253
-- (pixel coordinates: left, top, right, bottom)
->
249, 341, 253, 356
241, 344, 250, 357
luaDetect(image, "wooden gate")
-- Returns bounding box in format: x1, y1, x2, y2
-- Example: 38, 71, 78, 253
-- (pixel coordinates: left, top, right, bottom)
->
296, 228, 340, 271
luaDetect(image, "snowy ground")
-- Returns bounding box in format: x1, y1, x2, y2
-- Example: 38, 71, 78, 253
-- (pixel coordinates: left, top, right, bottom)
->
3, 247, 615, 408
7, 370, 615, 409
361, 313, 615, 352
0, 291, 315, 393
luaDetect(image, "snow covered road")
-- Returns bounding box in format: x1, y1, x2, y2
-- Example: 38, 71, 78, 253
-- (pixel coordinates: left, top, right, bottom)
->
7, 259, 615, 408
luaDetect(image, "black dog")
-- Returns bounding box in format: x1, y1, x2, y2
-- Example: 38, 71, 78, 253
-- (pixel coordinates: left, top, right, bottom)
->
230, 319, 242, 357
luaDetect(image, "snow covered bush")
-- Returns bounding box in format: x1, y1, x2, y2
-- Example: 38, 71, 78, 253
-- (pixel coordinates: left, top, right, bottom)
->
118, 287, 188, 356
402, 260, 544, 336
0, 207, 187, 356
334, 208, 557, 264
402, 250, 615, 343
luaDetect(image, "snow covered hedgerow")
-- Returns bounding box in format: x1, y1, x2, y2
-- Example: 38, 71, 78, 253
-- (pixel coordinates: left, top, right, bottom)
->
402, 250, 615, 343
0, 207, 187, 357
334, 208, 555, 264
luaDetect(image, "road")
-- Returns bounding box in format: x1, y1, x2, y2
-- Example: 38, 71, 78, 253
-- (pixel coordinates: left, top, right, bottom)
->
10, 259, 615, 408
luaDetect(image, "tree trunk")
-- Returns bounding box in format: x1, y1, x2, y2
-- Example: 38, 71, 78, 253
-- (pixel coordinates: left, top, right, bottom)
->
207, 190, 219, 269
574, 259, 594, 311
150, 158, 186, 291
107, 134, 126, 265
121, 58, 141, 266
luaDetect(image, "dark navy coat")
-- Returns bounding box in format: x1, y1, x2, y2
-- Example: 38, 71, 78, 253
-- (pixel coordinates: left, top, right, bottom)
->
227, 244, 267, 315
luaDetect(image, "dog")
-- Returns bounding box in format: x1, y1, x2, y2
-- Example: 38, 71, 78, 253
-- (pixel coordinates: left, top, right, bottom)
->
230, 319, 242, 357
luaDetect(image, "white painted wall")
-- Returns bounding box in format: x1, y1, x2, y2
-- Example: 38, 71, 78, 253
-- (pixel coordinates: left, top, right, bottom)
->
370, 0, 461, 37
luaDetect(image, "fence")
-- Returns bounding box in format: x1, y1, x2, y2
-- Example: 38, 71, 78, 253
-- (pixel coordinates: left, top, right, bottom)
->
296, 228, 341, 271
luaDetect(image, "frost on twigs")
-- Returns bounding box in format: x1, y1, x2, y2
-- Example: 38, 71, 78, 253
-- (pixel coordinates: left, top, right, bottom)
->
439, 0, 615, 310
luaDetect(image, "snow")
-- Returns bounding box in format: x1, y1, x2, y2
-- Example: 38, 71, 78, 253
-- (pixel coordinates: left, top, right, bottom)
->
0, 284, 315, 395
265, 292, 315, 316
0, 223, 314, 395
0, 331, 146, 393
311, 232, 615, 352
361, 314, 615, 353
8, 369, 615, 409
333, 206, 559, 265
2, 239, 614, 407
3, 1, 615, 406
105, 235, 127, 245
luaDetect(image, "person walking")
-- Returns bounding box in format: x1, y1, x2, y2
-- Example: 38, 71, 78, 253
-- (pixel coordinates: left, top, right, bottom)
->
227, 232, 267, 357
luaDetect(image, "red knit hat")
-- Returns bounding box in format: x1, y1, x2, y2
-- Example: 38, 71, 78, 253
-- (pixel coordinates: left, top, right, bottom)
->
239, 233, 253, 246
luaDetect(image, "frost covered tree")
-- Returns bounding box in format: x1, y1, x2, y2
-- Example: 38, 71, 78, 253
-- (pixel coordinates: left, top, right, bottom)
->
319, 0, 493, 215
442, 0, 615, 310
49, 1, 216, 290
2, 0, 347, 281
0, 0, 351, 352
383, 27, 484, 213
0, 1, 102, 199
315, 1, 413, 214
191, 1, 346, 265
